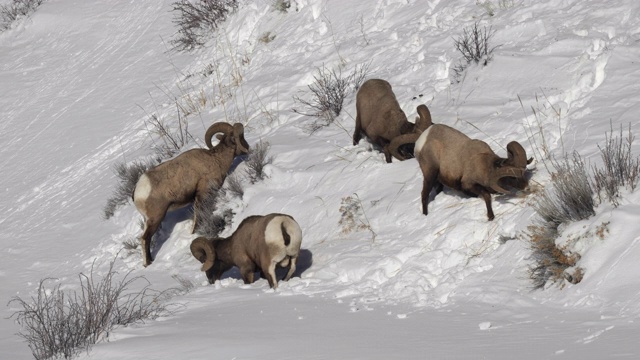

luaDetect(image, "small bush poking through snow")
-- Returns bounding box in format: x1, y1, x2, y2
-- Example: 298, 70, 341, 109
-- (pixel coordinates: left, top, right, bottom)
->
143, 109, 194, 159
452, 22, 497, 81
103, 159, 157, 220
476, 0, 516, 17
171, 274, 197, 293
0, 0, 46, 32
293, 65, 351, 131
9, 259, 170, 360
525, 223, 581, 289
170, 0, 239, 52
534, 152, 595, 227
272, 0, 290, 13
339, 193, 376, 242
193, 183, 234, 238
245, 140, 273, 184
592, 124, 640, 207
526, 152, 594, 288
225, 172, 245, 198
293, 63, 370, 132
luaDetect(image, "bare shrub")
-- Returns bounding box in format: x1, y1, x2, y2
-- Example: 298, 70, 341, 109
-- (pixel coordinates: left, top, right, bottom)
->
272, 0, 290, 13
452, 22, 497, 81
592, 124, 640, 207
293, 63, 370, 132
245, 140, 273, 184
338, 193, 376, 242
170, 0, 239, 52
0, 0, 46, 31
193, 183, 234, 238
225, 172, 244, 198
103, 159, 157, 220
122, 238, 139, 251
477, 0, 516, 16
534, 152, 595, 227
258, 31, 276, 44
9, 260, 170, 360
525, 224, 580, 289
525, 152, 594, 288
171, 274, 197, 292
141, 107, 195, 159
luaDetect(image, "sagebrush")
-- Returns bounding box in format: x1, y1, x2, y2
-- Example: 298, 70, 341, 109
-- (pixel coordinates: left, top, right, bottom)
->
193, 183, 235, 238
534, 152, 595, 227
142, 108, 194, 159
452, 22, 496, 81
170, 0, 239, 52
526, 125, 639, 288
338, 193, 376, 242
0, 0, 46, 31
592, 124, 640, 206
245, 140, 273, 184
103, 159, 157, 220
10, 260, 170, 360
526, 151, 593, 288
293, 63, 370, 132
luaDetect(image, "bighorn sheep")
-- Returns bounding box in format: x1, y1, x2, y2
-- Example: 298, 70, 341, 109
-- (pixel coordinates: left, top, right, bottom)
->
399, 123, 531, 220
190, 213, 303, 289
353, 79, 432, 163
133, 122, 250, 267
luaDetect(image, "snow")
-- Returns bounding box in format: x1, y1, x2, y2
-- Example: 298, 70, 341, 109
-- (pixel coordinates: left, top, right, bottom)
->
1, 0, 640, 358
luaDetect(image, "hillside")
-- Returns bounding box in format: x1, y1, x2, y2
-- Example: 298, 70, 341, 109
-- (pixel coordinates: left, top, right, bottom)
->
1, 0, 640, 358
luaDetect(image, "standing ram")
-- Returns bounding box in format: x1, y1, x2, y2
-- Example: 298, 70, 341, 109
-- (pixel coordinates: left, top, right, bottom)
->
353, 79, 432, 163
395, 122, 531, 220
190, 213, 303, 289
133, 122, 250, 267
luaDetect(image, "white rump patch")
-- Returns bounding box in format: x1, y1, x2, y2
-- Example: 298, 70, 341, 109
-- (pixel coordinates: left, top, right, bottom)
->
414, 126, 431, 156
133, 174, 152, 202
264, 217, 284, 247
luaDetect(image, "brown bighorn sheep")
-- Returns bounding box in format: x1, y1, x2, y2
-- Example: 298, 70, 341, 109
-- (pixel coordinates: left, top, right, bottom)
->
133, 122, 250, 267
353, 79, 432, 163
190, 213, 303, 289
400, 123, 530, 220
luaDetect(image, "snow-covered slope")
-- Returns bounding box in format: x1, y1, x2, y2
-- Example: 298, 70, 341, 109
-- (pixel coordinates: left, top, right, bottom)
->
2, 0, 640, 358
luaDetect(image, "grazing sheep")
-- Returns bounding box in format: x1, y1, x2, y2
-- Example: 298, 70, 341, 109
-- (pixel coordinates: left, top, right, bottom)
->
410, 123, 530, 220
133, 122, 250, 267
190, 213, 303, 289
353, 79, 431, 163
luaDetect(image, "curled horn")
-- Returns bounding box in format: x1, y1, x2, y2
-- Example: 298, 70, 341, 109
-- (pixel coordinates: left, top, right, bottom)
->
490, 167, 526, 194
388, 133, 421, 161
204, 122, 234, 150
505, 141, 531, 168
190, 237, 216, 272
415, 104, 433, 132
232, 123, 250, 154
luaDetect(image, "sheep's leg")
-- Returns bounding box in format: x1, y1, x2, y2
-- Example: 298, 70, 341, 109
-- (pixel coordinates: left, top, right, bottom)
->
238, 262, 256, 284
140, 217, 162, 267
467, 184, 495, 221
434, 181, 444, 195
283, 256, 297, 281
421, 169, 438, 215
481, 191, 495, 221
264, 261, 278, 289
353, 113, 363, 145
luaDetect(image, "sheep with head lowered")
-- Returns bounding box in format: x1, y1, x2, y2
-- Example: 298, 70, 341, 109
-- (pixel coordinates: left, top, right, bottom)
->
133, 122, 250, 267
190, 213, 303, 289
353, 79, 432, 163
395, 122, 531, 220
